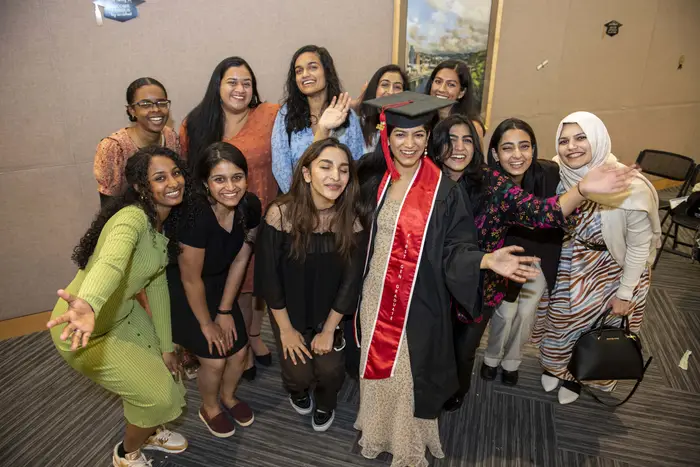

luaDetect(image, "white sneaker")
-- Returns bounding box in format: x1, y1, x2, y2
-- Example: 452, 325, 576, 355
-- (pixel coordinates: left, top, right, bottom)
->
558, 383, 581, 405
142, 426, 188, 454
541, 373, 560, 392
112, 443, 153, 467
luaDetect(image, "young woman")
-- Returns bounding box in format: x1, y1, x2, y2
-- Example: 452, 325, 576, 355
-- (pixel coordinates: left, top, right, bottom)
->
357, 64, 409, 153
427, 114, 637, 411
354, 92, 542, 466
48, 147, 190, 467
167, 142, 260, 437
255, 138, 367, 432
531, 111, 661, 404
180, 56, 277, 380
94, 77, 180, 207
482, 118, 563, 385
424, 59, 484, 143
271, 45, 364, 193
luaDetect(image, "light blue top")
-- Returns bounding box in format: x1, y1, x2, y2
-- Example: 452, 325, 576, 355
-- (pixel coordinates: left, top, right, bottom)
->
271, 103, 364, 193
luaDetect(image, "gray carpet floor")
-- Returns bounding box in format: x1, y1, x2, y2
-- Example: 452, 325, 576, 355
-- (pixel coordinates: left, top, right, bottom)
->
1, 222, 699, 467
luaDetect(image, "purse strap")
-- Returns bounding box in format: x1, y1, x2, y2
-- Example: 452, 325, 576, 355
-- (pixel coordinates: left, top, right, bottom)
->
574, 357, 653, 407
591, 309, 630, 334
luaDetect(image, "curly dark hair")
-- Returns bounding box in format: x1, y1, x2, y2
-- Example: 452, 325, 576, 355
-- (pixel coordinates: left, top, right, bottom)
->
358, 64, 410, 147
72, 146, 195, 269
275, 138, 360, 261
184, 57, 261, 172
282, 45, 347, 137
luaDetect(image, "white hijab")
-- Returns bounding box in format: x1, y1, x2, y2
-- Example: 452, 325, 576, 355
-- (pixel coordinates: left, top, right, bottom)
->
553, 111, 661, 265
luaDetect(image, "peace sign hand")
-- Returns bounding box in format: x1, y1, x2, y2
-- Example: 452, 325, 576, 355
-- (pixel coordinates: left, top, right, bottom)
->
46, 289, 96, 351
318, 92, 352, 132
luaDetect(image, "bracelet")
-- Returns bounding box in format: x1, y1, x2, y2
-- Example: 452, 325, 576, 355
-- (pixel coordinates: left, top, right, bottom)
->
217, 309, 232, 315
576, 184, 585, 198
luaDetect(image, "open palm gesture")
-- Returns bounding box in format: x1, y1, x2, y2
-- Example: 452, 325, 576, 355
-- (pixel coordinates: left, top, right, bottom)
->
46, 289, 95, 351
318, 92, 351, 131
484, 246, 540, 283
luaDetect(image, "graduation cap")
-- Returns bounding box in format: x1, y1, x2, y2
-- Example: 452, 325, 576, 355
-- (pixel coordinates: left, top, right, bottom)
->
365, 91, 455, 179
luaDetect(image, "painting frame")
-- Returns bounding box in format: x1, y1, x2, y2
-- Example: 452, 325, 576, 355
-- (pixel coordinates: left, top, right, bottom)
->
392, 0, 503, 129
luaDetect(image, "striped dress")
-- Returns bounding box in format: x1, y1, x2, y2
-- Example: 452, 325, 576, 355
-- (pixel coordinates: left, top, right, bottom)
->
50, 206, 186, 427
531, 202, 650, 392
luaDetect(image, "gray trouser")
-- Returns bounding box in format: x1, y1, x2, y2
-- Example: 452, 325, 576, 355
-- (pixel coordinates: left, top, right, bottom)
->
484, 270, 547, 372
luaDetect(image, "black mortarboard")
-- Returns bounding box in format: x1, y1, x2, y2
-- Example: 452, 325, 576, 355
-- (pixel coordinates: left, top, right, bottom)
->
365, 91, 455, 128
364, 91, 455, 179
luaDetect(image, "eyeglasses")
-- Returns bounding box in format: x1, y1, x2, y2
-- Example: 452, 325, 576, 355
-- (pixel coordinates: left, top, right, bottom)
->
129, 99, 171, 110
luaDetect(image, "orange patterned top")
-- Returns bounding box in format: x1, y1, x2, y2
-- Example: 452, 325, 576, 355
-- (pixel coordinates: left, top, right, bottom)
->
180, 102, 280, 294
94, 126, 181, 196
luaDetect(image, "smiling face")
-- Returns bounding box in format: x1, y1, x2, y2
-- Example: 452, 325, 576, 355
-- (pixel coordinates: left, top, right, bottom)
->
302, 146, 350, 208
494, 129, 534, 184
206, 159, 247, 208
128, 84, 169, 134
147, 156, 185, 208
376, 71, 405, 98
557, 123, 592, 169
389, 125, 429, 172
219, 66, 253, 113
442, 123, 474, 176
295, 52, 327, 97
430, 68, 466, 102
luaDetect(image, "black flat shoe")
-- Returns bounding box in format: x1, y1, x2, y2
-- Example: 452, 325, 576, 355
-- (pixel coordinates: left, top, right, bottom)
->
501, 369, 518, 386
241, 365, 257, 382
443, 395, 464, 413
480, 362, 497, 381
254, 353, 272, 367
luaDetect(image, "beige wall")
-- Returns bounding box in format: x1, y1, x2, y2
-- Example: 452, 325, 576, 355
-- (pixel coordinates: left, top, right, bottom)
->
1, 0, 698, 322
487, 0, 700, 163
0, 0, 393, 320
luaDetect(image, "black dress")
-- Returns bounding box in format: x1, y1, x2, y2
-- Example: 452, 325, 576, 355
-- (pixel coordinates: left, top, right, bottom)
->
168, 194, 261, 358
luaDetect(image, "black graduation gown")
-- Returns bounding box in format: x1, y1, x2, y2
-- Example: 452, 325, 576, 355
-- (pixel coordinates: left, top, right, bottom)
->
355, 176, 485, 420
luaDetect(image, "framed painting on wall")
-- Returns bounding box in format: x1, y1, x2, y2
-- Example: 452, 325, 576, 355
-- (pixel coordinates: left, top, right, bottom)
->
392, 0, 502, 127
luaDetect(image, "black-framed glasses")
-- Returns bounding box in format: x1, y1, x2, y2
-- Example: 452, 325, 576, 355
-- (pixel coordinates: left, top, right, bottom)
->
129, 99, 171, 110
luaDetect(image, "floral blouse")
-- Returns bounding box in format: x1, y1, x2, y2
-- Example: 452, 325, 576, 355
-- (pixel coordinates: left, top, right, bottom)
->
457, 167, 568, 322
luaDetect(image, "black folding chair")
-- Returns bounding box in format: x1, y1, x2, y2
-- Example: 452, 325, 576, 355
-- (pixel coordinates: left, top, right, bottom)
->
636, 150, 695, 221
653, 165, 700, 269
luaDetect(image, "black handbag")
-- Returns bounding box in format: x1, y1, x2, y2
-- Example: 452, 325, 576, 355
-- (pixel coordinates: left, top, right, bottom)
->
567, 309, 653, 407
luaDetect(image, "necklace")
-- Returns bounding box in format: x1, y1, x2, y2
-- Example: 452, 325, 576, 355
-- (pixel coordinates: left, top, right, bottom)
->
129, 127, 165, 148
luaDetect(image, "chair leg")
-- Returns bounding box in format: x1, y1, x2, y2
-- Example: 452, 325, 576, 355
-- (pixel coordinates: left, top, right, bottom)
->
654, 221, 675, 269
672, 223, 680, 249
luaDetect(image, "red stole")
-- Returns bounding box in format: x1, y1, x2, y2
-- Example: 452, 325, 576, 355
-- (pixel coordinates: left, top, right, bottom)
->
361, 158, 442, 380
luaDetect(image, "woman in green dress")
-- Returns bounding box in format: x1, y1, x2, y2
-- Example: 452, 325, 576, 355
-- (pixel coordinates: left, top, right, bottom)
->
47, 146, 193, 467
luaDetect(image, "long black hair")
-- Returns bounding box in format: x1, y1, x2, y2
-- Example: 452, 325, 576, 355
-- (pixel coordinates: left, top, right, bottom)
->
72, 146, 194, 269
196, 141, 251, 231
283, 45, 347, 136
487, 118, 559, 198
358, 65, 410, 147
125, 77, 167, 122
424, 59, 478, 119
184, 57, 261, 172
429, 114, 486, 213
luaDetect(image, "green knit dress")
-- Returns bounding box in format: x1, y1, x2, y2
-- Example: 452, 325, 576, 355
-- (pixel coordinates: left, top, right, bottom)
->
50, 205, 186, 428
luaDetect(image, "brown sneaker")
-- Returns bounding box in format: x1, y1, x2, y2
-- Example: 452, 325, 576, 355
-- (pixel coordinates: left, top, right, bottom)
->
199, 406, 236, 438
224, 400, 255, 427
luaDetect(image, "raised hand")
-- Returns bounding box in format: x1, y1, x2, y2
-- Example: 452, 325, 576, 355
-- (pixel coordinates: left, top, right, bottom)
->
579, 163, 637, 197
482, 246, 541, 283
349, 81, 369, 113
46, 289, 95, 351
318, 92, 352, 132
